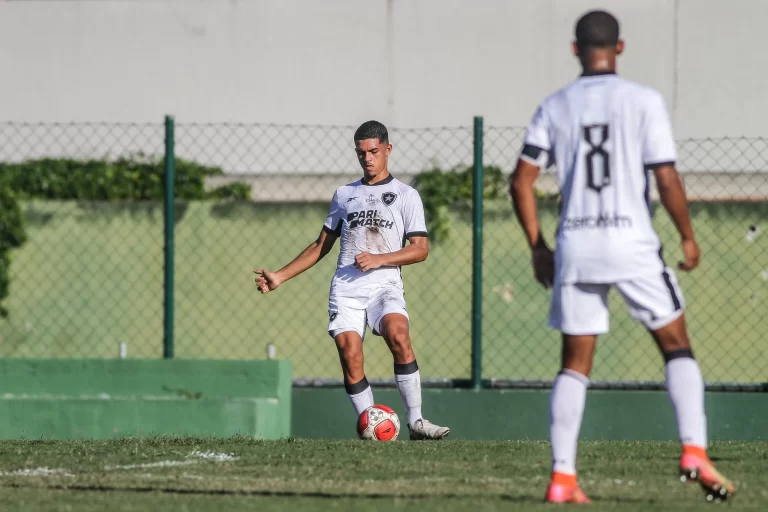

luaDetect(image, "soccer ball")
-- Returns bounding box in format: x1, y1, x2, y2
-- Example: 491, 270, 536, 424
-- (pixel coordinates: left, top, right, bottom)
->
357, 404, 400, 441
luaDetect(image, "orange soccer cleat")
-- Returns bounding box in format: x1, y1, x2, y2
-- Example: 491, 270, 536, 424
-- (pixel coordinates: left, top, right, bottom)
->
679, 445, 736, 502
545, 472, 591, 504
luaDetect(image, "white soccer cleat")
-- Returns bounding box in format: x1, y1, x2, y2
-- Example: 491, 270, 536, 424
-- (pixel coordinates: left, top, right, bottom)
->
408, 419, 450, 440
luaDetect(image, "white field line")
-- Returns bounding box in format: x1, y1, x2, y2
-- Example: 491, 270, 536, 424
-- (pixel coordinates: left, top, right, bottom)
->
104, 451, 239, 471
0, 450, 239, 477
0, 467, 74, 477
189, 450, 238, 462
103, 460, 198, 471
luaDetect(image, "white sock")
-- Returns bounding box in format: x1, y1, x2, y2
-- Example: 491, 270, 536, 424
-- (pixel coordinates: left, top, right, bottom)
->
346, 378, 375, 416
665, 356, 707, 449
550, 369, 589, 475
395, 362, 422, 427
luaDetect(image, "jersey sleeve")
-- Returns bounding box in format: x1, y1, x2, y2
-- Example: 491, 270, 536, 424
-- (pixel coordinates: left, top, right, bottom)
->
520, 103, 552, 168
322, 190, 343, 236
642, 92, 677, 168
403, 189, 428, 240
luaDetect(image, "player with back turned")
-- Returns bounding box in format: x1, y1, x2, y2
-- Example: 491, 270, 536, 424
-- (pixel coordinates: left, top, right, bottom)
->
510, 10, 736, 504
255, 121, 449, 441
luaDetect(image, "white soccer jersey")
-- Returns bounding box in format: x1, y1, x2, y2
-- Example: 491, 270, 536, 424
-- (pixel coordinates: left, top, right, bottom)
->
521, 72, 678, 283
323, 175, 428, 301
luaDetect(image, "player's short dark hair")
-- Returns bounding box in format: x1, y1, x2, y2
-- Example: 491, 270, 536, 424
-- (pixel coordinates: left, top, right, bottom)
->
575, 10, 620, 50
354, 120, 388, 144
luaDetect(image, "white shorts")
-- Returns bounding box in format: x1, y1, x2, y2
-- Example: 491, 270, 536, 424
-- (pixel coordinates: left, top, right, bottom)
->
548, 268, 685, 335
328, 285, 408, 340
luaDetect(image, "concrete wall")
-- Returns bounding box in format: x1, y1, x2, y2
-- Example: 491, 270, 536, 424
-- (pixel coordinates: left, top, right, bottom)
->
0, 359, 292, 439
293, 388, 768, 441
1, 0, 766, 139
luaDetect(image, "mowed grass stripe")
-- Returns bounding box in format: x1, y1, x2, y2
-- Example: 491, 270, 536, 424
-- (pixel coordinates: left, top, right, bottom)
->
0, 438, 765, 510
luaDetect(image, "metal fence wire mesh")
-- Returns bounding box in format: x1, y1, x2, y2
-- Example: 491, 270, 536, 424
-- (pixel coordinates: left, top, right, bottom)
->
0, 121, 766, 386
174, 124, 474, 379
482, 129, 768, 386
0, 122, 165, 359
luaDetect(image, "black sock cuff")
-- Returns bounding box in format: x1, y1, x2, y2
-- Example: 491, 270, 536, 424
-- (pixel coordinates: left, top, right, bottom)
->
663, 348, 695, 363
345, 376, 370, 395
394, 360, 419, 375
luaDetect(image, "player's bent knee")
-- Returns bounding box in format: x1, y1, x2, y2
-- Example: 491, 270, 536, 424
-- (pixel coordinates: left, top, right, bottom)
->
387, 331, 412, 356
338, 343, 363, 361
391, 331, 410, 347
336, 345, 364, 371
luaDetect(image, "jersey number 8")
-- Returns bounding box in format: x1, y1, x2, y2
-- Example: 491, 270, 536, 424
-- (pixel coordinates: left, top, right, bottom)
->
583, 124, 611, 192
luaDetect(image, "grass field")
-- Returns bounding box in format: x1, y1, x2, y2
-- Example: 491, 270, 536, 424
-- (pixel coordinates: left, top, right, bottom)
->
0, 437, 764, 511
1, 200, 766, 382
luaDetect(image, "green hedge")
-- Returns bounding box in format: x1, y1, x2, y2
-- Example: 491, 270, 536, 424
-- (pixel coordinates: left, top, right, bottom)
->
0, 155, 249, 201
0, 188, 27, 316
411, 164, 507, 242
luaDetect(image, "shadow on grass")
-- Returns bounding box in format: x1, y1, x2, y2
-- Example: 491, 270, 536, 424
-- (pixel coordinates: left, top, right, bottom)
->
8, 483, 549, 503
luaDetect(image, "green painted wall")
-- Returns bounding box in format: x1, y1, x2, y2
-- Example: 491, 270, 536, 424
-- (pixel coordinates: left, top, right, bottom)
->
0, 359, 292, 440
293, 388, 768, 441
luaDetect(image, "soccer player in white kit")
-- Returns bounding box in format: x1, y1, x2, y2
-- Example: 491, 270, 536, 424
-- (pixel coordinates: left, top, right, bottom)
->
255, 121, 449, 440
510, 10, 735, 504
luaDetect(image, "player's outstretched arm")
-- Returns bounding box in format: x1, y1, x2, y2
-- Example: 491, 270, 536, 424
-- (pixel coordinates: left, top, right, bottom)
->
254, 229, 338, 294
354, 236, 428, 272
653, 165, 700, 271
510, 158, 554, 288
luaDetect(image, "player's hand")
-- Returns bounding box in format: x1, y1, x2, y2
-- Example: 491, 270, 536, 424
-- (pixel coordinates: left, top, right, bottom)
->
678, 239, 701, 271
532, 241, 555, 289
254, 269, 282, 294
355, 252, 382, 272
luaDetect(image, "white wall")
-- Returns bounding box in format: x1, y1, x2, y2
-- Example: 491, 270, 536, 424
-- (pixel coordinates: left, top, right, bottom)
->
0, 0, 765, 138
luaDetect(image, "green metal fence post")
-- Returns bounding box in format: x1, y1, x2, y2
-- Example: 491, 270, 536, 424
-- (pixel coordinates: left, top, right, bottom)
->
471, 116, 484, 389
163, 115, 175, 359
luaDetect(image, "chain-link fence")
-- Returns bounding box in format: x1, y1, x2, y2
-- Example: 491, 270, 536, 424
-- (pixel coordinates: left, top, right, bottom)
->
0, 121, 765, 387
0, 123, 165, 359
174, 123, 475, 380
482, 129, 768, 388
